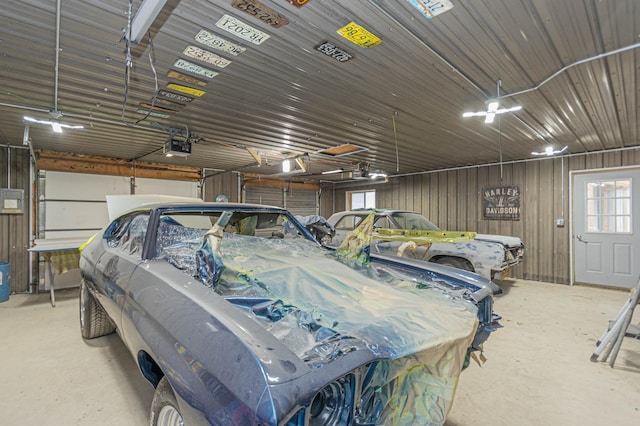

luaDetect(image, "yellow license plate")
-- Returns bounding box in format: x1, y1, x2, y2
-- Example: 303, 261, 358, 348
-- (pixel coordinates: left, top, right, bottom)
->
337, 21, 381, 48
166, 84, 206, 97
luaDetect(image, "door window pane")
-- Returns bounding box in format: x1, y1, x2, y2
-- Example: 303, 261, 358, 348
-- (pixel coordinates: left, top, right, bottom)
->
586, 179, 631, 233
351, 192, 365, 209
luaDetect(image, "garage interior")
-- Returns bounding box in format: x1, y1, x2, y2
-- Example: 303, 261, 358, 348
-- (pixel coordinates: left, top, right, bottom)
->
1, 0, 640, 425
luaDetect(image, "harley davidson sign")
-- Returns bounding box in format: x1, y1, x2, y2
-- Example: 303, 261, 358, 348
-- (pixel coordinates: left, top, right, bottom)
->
482, 186, 520, 220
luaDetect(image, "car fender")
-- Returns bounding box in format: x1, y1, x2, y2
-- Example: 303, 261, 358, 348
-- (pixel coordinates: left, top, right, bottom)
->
475, 233, 523, 248
426, 240, 508, 279
120, 262, 317, 424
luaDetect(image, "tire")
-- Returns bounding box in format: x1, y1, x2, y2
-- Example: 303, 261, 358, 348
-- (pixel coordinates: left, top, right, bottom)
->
150, 376, 184, 426
434, 257, 474, 272
79, 279, 115, 339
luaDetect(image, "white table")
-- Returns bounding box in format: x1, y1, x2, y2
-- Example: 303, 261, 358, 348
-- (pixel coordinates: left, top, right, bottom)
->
29, 238, 88, 307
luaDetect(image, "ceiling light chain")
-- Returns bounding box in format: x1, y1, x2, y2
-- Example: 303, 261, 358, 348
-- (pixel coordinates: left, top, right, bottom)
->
392, 111, 399, 173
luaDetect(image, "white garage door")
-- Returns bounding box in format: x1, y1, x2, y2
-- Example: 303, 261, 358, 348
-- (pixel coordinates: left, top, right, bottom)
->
41, 171, 199, 239
38, 171, 199, 290
243, 186, 317, 216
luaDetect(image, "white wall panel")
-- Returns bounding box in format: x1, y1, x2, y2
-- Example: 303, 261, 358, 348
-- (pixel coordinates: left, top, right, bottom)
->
44, 201, 109, 236
42, 172, 200, 239
39, 171, 201, 291
135, 178, 199, 197
45, 171, 129, 200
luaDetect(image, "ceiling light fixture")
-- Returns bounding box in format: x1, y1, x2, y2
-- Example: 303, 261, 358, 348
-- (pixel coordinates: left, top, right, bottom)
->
321, 168, 345, 175
532, 145, 568, 156
463, 104, 523, 124
369, 172, 388, 179
51, 121, 63, 133
462, 80, 522, 123
125, 0, 168, 44
23, 116, 84, 133
282, 159, 291, 173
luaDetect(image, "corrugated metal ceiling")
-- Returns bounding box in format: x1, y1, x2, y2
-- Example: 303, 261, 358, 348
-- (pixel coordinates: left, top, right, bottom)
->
0, 0, 638, 180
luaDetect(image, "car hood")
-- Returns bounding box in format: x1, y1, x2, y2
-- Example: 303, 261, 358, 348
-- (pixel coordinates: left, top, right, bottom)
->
210, 235, 479, 362
475, 233, 523, 247
158, 229, 483, 424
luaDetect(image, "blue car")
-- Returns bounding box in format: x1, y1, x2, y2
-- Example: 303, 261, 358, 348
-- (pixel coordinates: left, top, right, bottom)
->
79, 202, 499, 426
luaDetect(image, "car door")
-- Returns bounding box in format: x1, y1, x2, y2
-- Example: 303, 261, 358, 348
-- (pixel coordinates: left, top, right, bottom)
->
331, 213, 368, 247
369, 215, 404, 256
93, 212, 149, 329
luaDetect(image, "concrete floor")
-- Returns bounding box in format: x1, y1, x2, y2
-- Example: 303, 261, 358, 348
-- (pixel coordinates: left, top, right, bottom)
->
0, 279, 639, 425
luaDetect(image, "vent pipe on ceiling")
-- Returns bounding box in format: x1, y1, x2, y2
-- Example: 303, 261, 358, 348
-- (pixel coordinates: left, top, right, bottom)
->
54, 0, 61, 113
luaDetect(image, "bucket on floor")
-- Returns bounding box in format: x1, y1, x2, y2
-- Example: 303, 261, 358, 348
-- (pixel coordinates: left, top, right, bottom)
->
0, 262, 10, 303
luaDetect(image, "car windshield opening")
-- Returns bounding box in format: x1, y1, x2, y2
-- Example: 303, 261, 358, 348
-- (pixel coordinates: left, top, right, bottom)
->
391, 212, 440, 231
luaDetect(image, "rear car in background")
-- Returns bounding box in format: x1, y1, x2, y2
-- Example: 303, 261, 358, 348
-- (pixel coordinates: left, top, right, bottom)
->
327, 209, 525, 283
79, 202, 500, 425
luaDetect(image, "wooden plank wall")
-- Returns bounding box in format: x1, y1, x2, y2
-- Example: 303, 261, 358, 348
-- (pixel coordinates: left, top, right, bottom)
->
321, 148, 640, 284
0, 147, 32, 294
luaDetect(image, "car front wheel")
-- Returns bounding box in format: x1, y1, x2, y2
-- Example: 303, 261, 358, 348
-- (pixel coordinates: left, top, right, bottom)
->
79, 279, 115, 339
150, 376, 184, 426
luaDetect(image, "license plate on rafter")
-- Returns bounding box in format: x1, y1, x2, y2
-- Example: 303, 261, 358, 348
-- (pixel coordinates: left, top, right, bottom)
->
232, 0, 289, 28
405, 0, 454, 19
336, 21, 381, 48
315, 41, 353, 62
159, 90, 194, 103
166, 83, 206, 97
183, 45, 232, 68
195, 30, 246, 56
174, 59, 219, 79
216, 14, 270, 45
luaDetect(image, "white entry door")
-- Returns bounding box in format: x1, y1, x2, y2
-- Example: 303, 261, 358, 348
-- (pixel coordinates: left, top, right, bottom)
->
572, 167, 640, 288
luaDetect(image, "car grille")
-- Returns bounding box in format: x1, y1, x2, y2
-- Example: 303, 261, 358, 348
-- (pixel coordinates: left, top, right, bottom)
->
477, 296, 493, 326
285, 356, 456, 425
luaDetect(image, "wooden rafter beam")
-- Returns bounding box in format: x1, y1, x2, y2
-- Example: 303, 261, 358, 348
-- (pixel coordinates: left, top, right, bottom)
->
34, 150, 202, 182
241, 173, 319, 190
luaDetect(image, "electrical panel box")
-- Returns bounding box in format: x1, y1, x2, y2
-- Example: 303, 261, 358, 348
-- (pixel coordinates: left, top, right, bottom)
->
0, 188, 24, 214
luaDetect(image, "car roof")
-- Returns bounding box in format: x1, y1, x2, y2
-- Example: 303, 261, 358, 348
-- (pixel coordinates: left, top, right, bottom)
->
118, 202, 291, 218
131, 202, 286, 211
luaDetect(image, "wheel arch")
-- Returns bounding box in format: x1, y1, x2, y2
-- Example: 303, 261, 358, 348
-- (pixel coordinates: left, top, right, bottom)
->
430, 255, 475, 272
138, 350, 164, 388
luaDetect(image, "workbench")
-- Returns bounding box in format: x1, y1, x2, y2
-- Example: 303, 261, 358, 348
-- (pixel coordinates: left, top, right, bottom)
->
29, 238, 88, 307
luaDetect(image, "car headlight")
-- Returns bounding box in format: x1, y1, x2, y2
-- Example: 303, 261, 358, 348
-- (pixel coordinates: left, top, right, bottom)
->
286, 375, 355, 426
309, 376, 354, 425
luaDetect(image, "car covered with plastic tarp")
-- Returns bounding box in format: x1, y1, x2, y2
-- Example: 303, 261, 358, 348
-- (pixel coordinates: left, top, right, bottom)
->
79, 202, 499, 426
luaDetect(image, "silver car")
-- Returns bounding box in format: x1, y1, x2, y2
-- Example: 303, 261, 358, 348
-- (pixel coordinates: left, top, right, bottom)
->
327, 209, 524, 282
